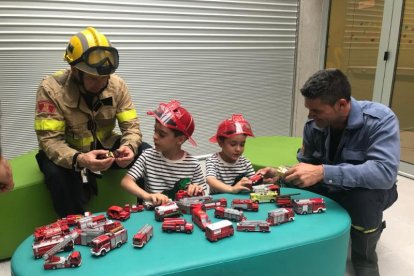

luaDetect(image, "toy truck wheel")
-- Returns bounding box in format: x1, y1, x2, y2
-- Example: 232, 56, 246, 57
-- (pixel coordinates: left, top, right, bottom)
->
101, 250, 106, 256
186, 230, 192, 234
117, 242, 122, 248
318, 209, 323, 213
167, 229, 172, 233
270, 199, 275, 203
302, 211, 307, 215
71, 264, 76, 268
52, 266, 57, 270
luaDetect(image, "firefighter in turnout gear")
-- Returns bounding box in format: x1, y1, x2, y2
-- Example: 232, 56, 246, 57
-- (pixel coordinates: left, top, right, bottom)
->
35, 27, 150, 217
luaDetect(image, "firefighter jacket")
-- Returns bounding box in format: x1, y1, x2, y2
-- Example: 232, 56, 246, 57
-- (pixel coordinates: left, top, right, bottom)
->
34, 69, 142, 169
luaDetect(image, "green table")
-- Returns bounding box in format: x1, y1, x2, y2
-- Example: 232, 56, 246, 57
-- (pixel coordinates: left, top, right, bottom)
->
244, 136, 303, 170
12, 188, 350, 276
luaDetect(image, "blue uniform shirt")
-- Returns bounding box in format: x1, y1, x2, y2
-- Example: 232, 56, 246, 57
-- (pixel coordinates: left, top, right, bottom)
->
297, 98, 400, 190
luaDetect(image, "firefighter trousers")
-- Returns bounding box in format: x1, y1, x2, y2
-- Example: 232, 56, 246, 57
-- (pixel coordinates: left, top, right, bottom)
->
305, 184, 398, 276
36, 141, 151, 218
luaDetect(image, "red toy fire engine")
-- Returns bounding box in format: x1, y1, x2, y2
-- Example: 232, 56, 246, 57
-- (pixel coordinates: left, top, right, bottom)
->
275, 193, 301, 208
214, 207, 246, 222
231, 199, 259, 212
203, 198, 227, 210
133, 224, 153, 248
75, 221, 123, 246
266, 208, 295, 226
34, 221, 70, 242
90, 227, 128, 256
205, 220, 234, 242
292, 198, 326, 215
192, 206, 211, 231
154, 201, 182, 221
124, 203, 144, 213
43, 251, 82, 270
32, 230, 78, 259
162, 218, 194, 234
174, 189, 204, 201
107, 205, 130, 221
76, 214, 107, 230
236, 220, 270, 232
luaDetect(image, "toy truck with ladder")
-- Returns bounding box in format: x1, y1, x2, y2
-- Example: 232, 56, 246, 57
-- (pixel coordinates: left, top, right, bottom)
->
90, 227, 128, 256
32, 229, 79, 259
236, 220, 271, 232
42, 230, 81, 270
292, 198, 326, 215
266, 208, 295, 226
214, 207, 246, 222
133, 224, 153, 248
162, 218, 194, 234
154, 201, 182, 221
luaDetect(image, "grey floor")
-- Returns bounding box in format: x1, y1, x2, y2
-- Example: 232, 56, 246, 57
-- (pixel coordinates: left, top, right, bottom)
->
1, 175, 413, 276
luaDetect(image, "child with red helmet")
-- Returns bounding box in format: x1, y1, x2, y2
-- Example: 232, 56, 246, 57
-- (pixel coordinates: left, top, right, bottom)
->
121, 100, 206, 205
206, 114, 256, 194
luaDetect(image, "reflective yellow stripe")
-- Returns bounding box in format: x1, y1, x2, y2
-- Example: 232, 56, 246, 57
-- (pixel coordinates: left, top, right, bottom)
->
65, 125, 114, 148
116, 109, 137, 123
351, 224, 378, 234
34, 119, 65, 131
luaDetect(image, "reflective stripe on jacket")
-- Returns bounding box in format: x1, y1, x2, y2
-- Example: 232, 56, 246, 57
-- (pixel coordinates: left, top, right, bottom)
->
34, 69, 142, 169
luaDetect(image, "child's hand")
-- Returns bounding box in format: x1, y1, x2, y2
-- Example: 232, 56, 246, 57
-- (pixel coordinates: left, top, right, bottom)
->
231, 177, 251, 193
146, 193, 169, 206
186, 184, 203, 196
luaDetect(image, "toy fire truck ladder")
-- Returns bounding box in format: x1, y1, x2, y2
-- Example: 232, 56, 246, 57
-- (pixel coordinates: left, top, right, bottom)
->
42, 230, 79, 260
138, 224, 152, 235
239, 220, 266, 226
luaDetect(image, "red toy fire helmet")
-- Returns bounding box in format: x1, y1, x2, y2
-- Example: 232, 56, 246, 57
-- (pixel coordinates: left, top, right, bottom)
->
210, 114, 254, 143
147, 100, 196, 146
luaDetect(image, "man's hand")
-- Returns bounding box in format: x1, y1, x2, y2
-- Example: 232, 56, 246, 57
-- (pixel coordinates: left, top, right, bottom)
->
77, 150, 115, 172
284, 163, 324, 188
0, 157, 14, 193
114, 145, 135, 168
186, 183, 204, 196
256, 167, 279, 183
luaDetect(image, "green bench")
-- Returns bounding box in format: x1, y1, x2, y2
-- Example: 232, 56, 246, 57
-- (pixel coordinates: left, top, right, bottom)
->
0, 150, 135, 260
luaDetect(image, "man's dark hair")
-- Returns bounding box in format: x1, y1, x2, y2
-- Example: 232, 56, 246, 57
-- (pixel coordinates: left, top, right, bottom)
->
300, 68, 351, 105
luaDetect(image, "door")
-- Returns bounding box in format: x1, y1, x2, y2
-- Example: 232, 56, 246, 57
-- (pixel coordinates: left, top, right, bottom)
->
325, 0, 413, 178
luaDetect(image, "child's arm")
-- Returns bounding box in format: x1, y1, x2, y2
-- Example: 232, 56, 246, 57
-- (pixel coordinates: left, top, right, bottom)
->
206, 176, 251, 194
121, 175, 169, 205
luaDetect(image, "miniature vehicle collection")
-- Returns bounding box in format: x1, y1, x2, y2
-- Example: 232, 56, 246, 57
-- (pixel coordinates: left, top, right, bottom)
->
30, 191, 327, 270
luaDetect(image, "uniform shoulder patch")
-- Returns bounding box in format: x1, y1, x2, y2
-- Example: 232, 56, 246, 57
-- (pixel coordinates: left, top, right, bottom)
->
37, 100, 57, 114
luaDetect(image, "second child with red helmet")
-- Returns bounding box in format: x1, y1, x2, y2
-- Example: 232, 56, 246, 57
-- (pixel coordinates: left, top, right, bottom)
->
121, 100, 207, 206
206, 114, 257, 194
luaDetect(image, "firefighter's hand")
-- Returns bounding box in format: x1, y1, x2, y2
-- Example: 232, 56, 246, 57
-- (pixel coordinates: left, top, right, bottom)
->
145, 193, 169, 206
186, 183, 203, 196
114, 145, 135, 168
284, 163, 324, 188
257, 167, 280, 183
77, 150, 114, 172
0, 156, 14, 193
231, 177, 251, 193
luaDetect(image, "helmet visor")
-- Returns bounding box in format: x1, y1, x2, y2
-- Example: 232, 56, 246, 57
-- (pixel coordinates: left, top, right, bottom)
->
71, 46, 119, 75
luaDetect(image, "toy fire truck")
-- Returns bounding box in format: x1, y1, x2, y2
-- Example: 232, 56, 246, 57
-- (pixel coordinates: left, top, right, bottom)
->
231, 199, 259, 212
292, 198, 326, 215
133, 224, 153, 248
32, 229, 79, 259
250, 190, 278, 203
154, 201, 182, 221
43, 251, 82, 270
236, 220, 271, 232
124, 203, 144, 213
205, 220, 234, 242
34, 221, 70, 242
266, 208, 295, 226
275, 193, 301, 208
58, 214, 84, 226
203, 198, 227, 210
175, 189, 204, 201
192, 206, 212, 231
76, 214, 107, 230
214, 207, 246, 222
75, 220, 123, 246
252, 184, 280, 194
162, 218, 194, 234
90, 227, 128, 256
107, 205, 130, 221
249, 172, 264, 186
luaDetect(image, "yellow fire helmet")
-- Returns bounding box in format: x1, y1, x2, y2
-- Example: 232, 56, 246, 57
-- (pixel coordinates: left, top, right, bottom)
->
64, 27, 119, 76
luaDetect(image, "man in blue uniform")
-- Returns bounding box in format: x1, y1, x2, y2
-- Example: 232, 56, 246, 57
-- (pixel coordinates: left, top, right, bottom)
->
261, 69, 399, 276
